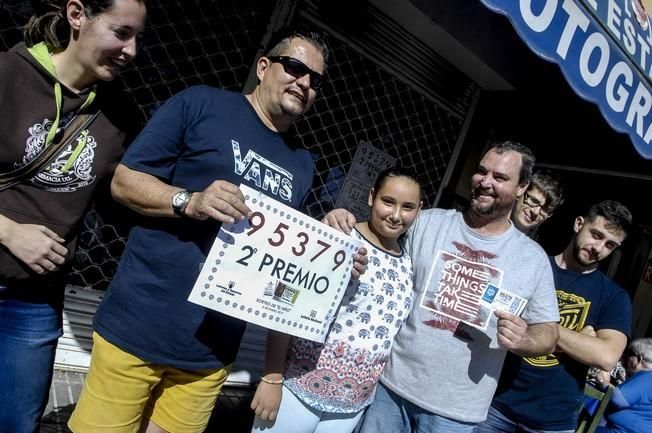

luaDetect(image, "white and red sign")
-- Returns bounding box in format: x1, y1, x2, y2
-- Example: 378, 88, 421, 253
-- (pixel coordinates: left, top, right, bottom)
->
189, 185, 361, 342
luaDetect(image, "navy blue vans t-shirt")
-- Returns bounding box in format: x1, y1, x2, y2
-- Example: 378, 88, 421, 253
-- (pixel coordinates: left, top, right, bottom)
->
492, 257, 632, 431
94, 87, 314, 369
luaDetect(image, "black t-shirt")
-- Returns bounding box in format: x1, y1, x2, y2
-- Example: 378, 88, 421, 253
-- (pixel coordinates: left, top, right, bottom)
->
492, 257, 632, 430
94, 87, 314, 369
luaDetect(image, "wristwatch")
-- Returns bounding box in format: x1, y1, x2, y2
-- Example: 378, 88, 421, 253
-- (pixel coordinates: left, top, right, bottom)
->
171, 190, 193, 217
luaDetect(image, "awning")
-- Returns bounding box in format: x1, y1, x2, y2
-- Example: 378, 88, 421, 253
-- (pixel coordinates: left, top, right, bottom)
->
480, 0, 652, 159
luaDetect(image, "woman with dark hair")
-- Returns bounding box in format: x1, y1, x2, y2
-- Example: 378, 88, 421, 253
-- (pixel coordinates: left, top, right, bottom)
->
0, 1, 146, 431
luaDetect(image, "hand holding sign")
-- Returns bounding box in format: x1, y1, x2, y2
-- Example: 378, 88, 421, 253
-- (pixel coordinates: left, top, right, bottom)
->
185, 180, 251, 223
189, 185, 362, 342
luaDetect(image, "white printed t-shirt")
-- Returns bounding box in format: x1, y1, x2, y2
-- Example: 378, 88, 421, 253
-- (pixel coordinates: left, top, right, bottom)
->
379, 209, 560, 423
284, 228, 413, 413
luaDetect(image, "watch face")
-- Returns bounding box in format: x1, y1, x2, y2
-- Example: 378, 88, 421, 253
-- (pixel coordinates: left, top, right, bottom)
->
173, 191, 189, 207
172, 191, 191, 214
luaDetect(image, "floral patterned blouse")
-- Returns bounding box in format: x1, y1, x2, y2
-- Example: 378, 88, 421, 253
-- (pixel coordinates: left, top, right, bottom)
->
283, 228, 414, 413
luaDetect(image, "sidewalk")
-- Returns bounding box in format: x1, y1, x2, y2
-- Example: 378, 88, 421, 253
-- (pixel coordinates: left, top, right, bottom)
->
41, 369, 255, 433
41, 370, 82, 433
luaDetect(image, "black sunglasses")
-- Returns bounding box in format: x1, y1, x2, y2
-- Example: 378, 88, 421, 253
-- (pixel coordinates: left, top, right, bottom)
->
267, 56, 323, 90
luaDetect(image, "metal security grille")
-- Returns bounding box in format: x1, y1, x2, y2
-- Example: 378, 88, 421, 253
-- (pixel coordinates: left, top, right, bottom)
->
0, 1, 27, 48
121, 0, 276, 120
298, 34, 465, 217
0, 0, 474, 293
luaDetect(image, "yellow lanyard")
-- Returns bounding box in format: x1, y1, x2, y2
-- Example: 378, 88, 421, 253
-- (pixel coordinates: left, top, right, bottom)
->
26, 42, 97, 174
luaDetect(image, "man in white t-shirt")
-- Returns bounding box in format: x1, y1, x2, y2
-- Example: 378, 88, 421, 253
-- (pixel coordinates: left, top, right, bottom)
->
325, 141, 560, 432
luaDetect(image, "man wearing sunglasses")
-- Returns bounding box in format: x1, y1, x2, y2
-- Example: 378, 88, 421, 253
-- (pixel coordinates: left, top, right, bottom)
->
69, 26, 363, 433
480, 200, 633, 433
510, 170, 564, 238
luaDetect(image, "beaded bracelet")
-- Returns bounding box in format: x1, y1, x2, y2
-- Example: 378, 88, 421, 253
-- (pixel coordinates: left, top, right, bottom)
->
260, 376, 284, 385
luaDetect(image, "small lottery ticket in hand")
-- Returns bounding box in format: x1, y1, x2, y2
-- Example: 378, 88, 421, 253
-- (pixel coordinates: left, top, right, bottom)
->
480, 283, 528, 316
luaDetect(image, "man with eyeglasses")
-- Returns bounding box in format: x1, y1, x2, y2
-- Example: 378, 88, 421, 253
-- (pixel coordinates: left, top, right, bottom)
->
479, 201, 633, 433
510, 170, 564, 238
69, 26, 364, 433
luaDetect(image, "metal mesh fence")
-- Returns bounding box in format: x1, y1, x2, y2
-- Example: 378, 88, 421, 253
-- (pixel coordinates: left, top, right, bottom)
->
297, 33, 463, 217
120, 0, 276, 120
1, 0, 468, 291
0, 1, 28, 47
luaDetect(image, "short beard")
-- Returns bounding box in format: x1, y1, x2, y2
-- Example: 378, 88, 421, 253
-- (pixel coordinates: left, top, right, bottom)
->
470, 187, 500, 216
471, 201, 497, 216
573, 245, 598, 267
469, 195, 514, 220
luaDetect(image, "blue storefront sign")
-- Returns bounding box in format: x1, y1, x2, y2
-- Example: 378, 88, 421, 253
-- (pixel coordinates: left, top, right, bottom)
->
480, 0, 652, 159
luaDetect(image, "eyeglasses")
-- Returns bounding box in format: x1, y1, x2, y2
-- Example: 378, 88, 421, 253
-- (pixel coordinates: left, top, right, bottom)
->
522, 190, 553, 218
267, 56, 324, 90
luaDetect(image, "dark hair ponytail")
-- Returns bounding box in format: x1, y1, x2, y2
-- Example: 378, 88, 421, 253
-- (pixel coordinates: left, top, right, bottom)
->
24, 0, 130, 49
24, 1, 69, 49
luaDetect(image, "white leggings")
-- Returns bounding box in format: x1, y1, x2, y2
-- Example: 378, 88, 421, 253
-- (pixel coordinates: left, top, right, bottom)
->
251, 385, 364, 433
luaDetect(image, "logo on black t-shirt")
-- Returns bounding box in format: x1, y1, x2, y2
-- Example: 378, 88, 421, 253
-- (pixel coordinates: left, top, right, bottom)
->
232, 140, 293, 202
524, 290, 591, 368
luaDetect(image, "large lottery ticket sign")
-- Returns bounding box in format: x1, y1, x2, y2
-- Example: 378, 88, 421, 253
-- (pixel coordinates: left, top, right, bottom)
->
189, 185, 361, 343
